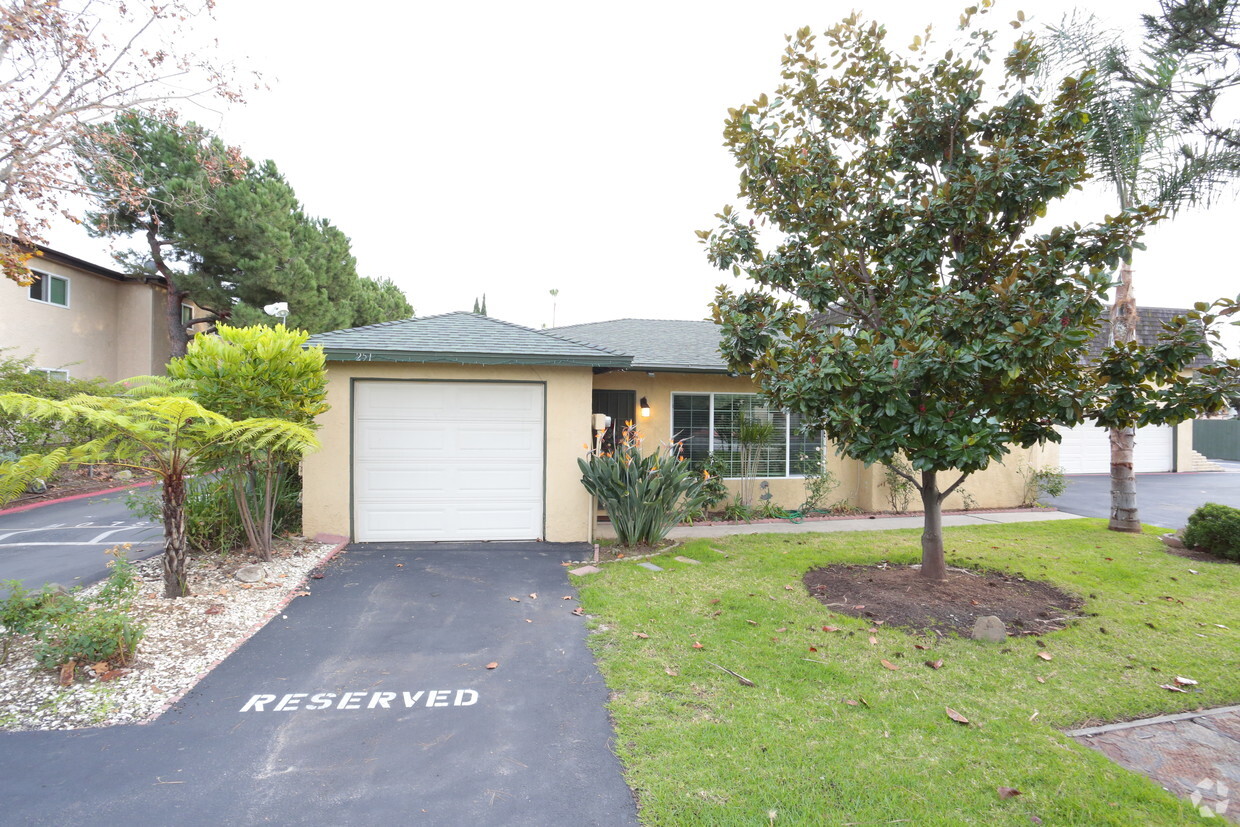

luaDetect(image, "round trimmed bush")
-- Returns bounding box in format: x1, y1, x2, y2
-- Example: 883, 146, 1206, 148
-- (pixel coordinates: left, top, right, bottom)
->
1182, 502, 1240, 561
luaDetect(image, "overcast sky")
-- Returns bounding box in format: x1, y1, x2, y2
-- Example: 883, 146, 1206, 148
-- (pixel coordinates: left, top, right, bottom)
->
52, 0, 1240, 350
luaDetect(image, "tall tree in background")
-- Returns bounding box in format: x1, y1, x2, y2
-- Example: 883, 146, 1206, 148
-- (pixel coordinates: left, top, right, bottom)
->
1046, 11, 1240, 532
78, 113, 412, 353
0, 0, 244, 284
704, 6, 1159, 583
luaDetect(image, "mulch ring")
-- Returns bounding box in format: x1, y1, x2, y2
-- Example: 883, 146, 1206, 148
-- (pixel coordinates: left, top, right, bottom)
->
802, 563, 1084, 638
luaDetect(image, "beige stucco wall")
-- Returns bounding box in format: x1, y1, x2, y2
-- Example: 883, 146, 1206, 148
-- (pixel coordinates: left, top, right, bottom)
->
301, 361, 596, 543
592, 369, 1050, 511
1, 258, 190, 382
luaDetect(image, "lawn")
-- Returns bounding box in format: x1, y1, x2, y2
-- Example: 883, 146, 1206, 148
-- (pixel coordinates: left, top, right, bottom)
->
572, 519, 1239, 826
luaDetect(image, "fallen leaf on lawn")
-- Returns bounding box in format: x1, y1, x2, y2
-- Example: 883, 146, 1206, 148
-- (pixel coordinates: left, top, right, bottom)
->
1036, 652, 1053, 661
1158, 683, 1188, 693
571, 607, 584, 616
854, 605, 865, 610
925, 659, 944, 670
1036, 677, 1045, 684
998, 787, 1022, 799
746, 620, 758, 625
710, 598, 720, 604
945, 707, 969, 724
822, 626, 841, 632
1029, 710, 1039, 722
238, 583, 252, 590
868, 636, 878, 646
92, 662, 109, 675
692, 642, 704, 649
150, 685, 163, 694
785, 585, 794, 591
529, 593, 537, 600
1188, 569, 1199, 575
914, 644, 929, 650
868, 627, 879, 633
808, 646, 817, 653
509, 596, 520, 602
881, 659, 899, 671
845, 699, 859, 706
98, 669, 126, 682
776, 627, 786, 632
1174, 676, 1198, 686
616, 553, 625, 558
633, 632, 649, 639
665, 668, 678, 677
1030, 816, 1043, 825
485, 662, 498, 670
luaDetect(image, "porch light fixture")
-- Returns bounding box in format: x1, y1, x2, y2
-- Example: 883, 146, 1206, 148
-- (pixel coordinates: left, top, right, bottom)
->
639, 397, 651, 418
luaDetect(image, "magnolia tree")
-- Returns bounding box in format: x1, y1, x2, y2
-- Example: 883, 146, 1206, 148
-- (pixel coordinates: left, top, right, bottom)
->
0, 0, 245, 283
703, 7, 1162, 582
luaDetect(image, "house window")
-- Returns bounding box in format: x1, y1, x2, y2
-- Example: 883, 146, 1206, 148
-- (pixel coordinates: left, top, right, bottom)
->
181, 303, 194, 327
27, 367, 69, 381
28, 272, 69, 307
671, 393, 822, 478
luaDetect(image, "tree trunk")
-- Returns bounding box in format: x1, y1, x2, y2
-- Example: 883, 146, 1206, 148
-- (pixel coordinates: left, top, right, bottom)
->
148, 222, 191, 358
1108, 259, 1141, 532
162, 474, 191, 598
918, 470, 948, 582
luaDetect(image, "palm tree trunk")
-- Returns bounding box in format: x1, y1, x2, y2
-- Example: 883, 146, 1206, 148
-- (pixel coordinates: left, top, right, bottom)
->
162, 474, 191, 598
1108, 259, 1142, 532
918, 470, 948, 581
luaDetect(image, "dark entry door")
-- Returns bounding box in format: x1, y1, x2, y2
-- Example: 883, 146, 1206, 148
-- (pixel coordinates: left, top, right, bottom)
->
592, 389, 636, 454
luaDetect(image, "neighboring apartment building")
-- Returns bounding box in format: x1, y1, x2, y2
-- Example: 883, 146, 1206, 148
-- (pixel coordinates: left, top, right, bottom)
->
0, 245, 202, 382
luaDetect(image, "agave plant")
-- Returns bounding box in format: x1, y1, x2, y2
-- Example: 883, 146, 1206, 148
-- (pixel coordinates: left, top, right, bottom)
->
579, 426, 711, 547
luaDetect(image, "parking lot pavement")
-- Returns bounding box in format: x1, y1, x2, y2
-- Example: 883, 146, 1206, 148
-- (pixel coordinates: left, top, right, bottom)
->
0, 489, 162, 592
1047, 468, 1240, 529
0, 542, 638, 826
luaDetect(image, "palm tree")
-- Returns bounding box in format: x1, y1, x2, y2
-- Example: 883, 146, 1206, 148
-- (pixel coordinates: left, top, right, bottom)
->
0, 393, 317, 597
1046, 15, 1240, 531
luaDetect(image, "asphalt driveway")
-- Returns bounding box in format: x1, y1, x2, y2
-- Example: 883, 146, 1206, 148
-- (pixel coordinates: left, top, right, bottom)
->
1047, 461, 1240, 529
0, 542, 637, 826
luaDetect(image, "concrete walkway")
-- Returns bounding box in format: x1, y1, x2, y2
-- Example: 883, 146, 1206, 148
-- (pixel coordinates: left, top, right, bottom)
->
595, 508, 1082, 540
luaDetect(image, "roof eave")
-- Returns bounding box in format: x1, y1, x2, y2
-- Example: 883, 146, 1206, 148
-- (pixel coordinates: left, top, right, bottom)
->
320, 348, 632, 368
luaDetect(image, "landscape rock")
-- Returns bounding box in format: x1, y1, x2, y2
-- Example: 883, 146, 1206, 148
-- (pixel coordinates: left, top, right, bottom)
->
1159, 533, 1185, 550
234, 564, 267, 584
972, 615, 1007, 643
673, 556, 701, 565
638, 562, 663, 572
569, 565, 601, 576
113, 470, 134, 482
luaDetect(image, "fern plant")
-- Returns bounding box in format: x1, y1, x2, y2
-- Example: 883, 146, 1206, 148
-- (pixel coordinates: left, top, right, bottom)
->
0, 392, 318, 597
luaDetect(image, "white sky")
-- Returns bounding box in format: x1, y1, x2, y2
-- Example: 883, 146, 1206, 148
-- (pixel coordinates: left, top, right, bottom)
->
49, 0, 1240, 350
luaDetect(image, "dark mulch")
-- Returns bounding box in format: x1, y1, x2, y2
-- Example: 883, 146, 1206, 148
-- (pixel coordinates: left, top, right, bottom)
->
802, 563, 1084, 638
1161, 545, 1237, 565
2, 465, 155, 508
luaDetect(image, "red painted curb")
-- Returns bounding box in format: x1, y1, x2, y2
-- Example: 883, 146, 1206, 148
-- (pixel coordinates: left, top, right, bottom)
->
0, 480, 156, 516
140, 538, 350, 724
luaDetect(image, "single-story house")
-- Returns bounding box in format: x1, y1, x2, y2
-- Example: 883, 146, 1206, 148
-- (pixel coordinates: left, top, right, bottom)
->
0, 244, 206, 382
301, 312, 1060, 544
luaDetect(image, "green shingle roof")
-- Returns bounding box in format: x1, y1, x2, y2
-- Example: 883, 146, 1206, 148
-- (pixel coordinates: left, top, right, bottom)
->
307, 312, 632, 368
551, 319, 729, 373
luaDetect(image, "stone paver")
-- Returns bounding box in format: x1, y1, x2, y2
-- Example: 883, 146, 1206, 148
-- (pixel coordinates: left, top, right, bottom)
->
638, 561, 663, 571
1069, 706, 1240, 822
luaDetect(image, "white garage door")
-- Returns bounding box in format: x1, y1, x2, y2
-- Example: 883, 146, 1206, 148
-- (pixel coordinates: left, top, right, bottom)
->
1055, 424, 1174, 474
353, 381, 545, 542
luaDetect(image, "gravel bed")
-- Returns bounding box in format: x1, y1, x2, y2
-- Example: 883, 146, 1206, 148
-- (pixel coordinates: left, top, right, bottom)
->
0, 537, 339, 731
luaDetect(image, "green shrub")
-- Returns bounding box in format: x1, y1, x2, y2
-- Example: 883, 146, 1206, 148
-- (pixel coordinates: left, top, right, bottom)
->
798, 448, 840, 512
32, 605, 143, 669
0, 349, 119, 455
722, 502, 755, 522
693, 453, 731, 512
1018, 464, 1068, 507
1183, 502, 1240, 560
579, 428, 711, 547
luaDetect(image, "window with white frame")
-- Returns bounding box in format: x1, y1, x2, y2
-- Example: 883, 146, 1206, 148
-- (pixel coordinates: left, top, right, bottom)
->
27, 367, 69, 381
181, 303, 194, 327
28, 272, 69, 307
671, 393, 822, 478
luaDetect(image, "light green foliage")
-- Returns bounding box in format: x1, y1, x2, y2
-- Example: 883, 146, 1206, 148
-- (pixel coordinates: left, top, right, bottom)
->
797, 448, 838, 513
0, 392, 318, 597
0, 349, 119, 454
167, 324, 326, 559
1018, 463, 1068, 507
579, 430, 711, 547
703, 7, 1163, 575
881, 459, 915, 513
572, 521, 1239, 823
1183, 502, 1240, 559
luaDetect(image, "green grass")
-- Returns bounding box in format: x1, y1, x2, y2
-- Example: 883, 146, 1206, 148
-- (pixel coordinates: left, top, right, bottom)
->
572, 519, 1239, 826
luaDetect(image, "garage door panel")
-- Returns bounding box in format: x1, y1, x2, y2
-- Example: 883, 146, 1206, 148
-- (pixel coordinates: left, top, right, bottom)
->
353, 381, 545, 542
1055, 424, 1173, 474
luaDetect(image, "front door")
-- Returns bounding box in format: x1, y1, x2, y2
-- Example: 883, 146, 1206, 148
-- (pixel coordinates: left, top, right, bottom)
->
591, 389, 636, 454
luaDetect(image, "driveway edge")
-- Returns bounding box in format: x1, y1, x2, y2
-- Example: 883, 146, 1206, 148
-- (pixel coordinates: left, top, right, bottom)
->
140, 537, 350, 724
0, 480, 156, 516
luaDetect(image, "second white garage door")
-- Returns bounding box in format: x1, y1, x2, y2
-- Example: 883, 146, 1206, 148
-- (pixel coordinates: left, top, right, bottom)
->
353, 381, 545, 542
1055, 424, 1174, 474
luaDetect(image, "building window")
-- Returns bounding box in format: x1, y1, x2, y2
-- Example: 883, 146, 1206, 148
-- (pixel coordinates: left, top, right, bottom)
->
27, 367, 69, 381
671, 393, 822, 478
28, 272, 69, 307
181, 303, 194, 327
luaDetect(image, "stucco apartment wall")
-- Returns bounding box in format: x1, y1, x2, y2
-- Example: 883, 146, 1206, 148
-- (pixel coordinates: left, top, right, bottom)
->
302, 361, 596, 543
